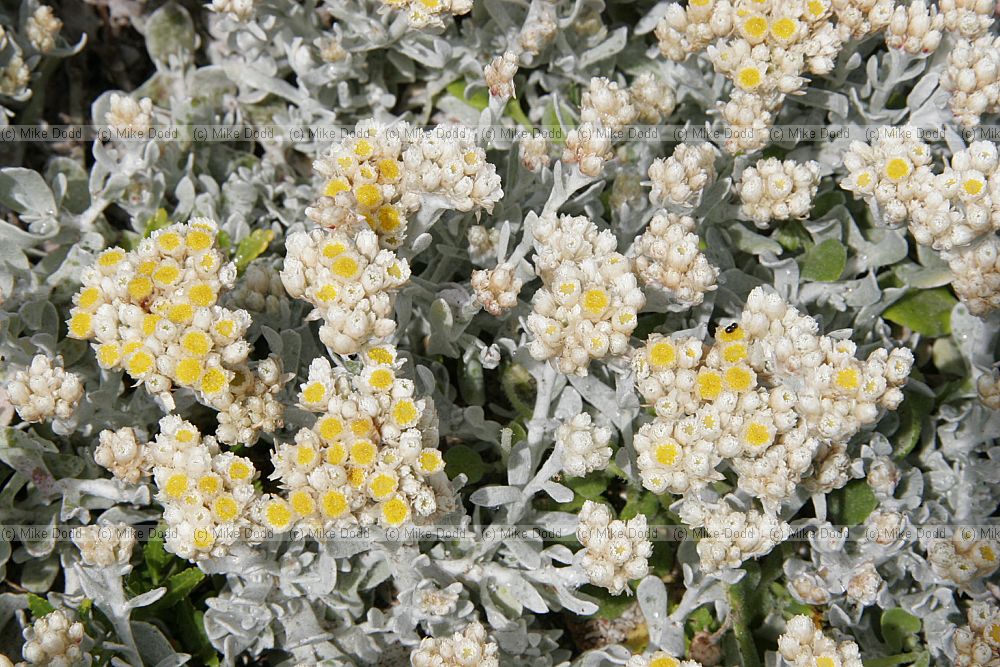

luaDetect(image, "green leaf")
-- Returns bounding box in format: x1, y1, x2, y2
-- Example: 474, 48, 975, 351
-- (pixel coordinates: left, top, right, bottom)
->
143, 528, 172, 585
883, 289, 957, 337
446, 80, 489, 111
142, 208, 171, 237
175, 600, 220, 666
619, 488, 659, 521
863, 652, 925, 667
881, 608, 921, 653
233, 229, 274, 275
727, 569, 763, 667
156, 568, 205, 609
216, 229, 232, 254
775, 221, 812, 252
892, 391, 932, 461
800, 238, 847, 281
443, 445, 488, 484
458, 357, 485, 406
564, 474, 607, 501
27, 593, 54, 619
830, 479, 878, 525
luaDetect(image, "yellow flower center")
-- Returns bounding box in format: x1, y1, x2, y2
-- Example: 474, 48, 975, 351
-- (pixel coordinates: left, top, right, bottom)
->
836, 368, 860, 390
321, 490, 348, 517
175, 357, 203, 385
290, 490, 316, 516
181, 331, 211, 357
419, 449, 444, 473
167, 302, 194, 324
212, 495, 239, 522
369, 368, 395, 390
96, 343, 121, 368
229, 460, 252, 481
377, 158, 400, 180
164, 473, 188, 498
264, 500, 293, 530
724, 366, 753, 392
697, 369, 723, 400
296, 445, 317, 466
317, 416, 344, 442
392, 399, 419, 426
736, 67, 763, 90
381, 497, 409, 526
187, 283, 216, 307
354, 183, 382, 209
157, 232, 182, 252
186, 230, 212, 251
98, 249, 125, 267
582, 289, 610, 314
742, 16, 768, 38
655, 441, 680, 466
367, 347, 394, 364
963, 178, 984, 196
68, 312, 93, 338
198, 475, 221, 495
326, 442, 348, 465
126, 350, 154, 377
370, 474, 397, 500
332, 256, 359, 279
78, 287, 101, 310
649, 341, 676, 368
302, 382, 326, 404
350, 440, 377, 466
128, 277, 153, 301
770, 17, 797, 40
745, 422, 771, 446
884, 157, 911, 181
200, 367, 228, 395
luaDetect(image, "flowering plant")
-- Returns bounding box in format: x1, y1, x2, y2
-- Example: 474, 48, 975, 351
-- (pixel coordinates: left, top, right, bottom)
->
1, 0, 999, 665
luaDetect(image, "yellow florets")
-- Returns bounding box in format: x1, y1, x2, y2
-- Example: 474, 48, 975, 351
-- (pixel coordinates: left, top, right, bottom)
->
649, 341, 677, 368
212, 495, 239, 522
655, 441, 680, 466
884, 157, 911, 181
835, 368, 860, 390
68, 312, 94, 338
391, 399, 419, 427
264, 499, 293, 530
164, 473, 189, 499
302, 382, 327, 405
317, 416, 344, 442
321, 490, 348, 518
290, 490, 316, 516
697, 369, 723, 400
381, 496, 409, 526
199, 367, 228, 395
419, 449, 444, 473
736, 66, 763, 90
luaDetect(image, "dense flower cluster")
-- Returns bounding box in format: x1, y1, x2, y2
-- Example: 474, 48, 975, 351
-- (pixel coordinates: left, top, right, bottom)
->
471, 262, 522, 316
526, 214, 645, 375
410, 621, 499, 667
647, 143, 717, 209
5, 354, 83, 426
946, 234, 1000, 316
306, 120, 502, 248
626, 652, 703, 667
72, 524, 137, 568
280, 228, 410, 354
777, 615, 863, 667
680, 499, 788, 573
265, 348, 449, 530
927, 528, 1000, 586
630, 212, 719, 307
942, 36, 1000, 127
736, 158, 821, 227
19, 609, 86, 667
380, 0, 473, 29
953, 601, 1000, 667
576, 500, 652, 594
555, 412, 613, 477
66, 219, 283, 445
885, 0, 943, 54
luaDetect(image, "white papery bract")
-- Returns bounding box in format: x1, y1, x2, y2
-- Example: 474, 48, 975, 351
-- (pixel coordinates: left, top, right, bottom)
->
631, 212, 718, 307
777, 615, 863, 667
885, 0, 943, 54
410, 621, 499, 667
72, 523, 137, 568
626, 651, 704, 667
6, 354, 83, 426
576, 500, 652, 594
942, 36, 1000, 128
946, 234, 1000, 316
736, 158, 820, 227
648, 143, 717, 209
556, 412, 612, 477
927, 528, 1000, 586
20, 609, 86, 667
953, 601, 1000, 667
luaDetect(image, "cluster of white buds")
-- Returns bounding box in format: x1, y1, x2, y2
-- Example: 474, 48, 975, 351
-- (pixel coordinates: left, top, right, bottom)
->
264, 347, 449, 532
654, 0, 735, 62
105, 94, 153, 137
942, 37, 1000, 128
214, 355, 288, 446
380, 0, 473, 29
580, 77, 638, 131
484, 51, 519, 99
719, 90, 775, 154
516, 0, 558, 54
939, 0, 995, 38
562, 122, 614, 177
209, 0, 254, 21
0, 49, 30, 97
526, 214, 645, 376
307, 120, 502, 248
410, 622, 500, 667
72, 523, 136, 568
94, 426, 145, 484
927, 528, 1000, 586
629, 72, 677, 124
280, 228, 410, 355
556, 412, 613, 477
680, 500, 788, 573
831, 0, 895, 40
626, 651, 703, 667
648, 143, 717, 208
953, 601, 1000, 667
471, 262, 522, 316
631, 213, 719, 307
67, 219, 283, 445
520, 135, 552, 172
977, 369, 1000, 410
736, 158, 821, 227
885, 0, 944, 54
576, 501, 652, 594
20, 609, 86, 667
840, 126, 933, 227
946, 234, 1000, 316
25, 5, 62, 53
777, 615, 863, 667
6, 354, 83, 426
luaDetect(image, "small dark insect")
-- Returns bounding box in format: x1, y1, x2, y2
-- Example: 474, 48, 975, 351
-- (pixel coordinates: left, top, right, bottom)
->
725, 323, 739, 334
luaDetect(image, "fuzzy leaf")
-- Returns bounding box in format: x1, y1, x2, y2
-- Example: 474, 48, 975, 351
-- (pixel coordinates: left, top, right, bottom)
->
444, 445, 488, 484
831, 479, 879, 525
883, 289, 957, 337
27, 593, 54, 619
800, 238, 847, 281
